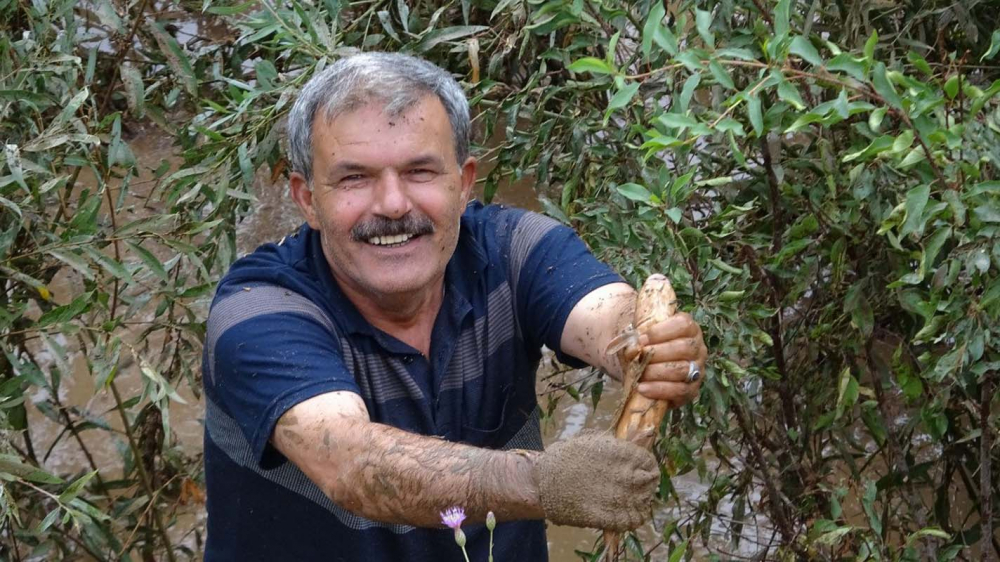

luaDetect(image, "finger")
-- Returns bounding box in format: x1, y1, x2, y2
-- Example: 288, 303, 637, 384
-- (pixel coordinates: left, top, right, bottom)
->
619, 339, 642, 364
644, 337, 704, 364
638, 313, 700, 346
639, 360, 691, 383
637, 380, 702, 404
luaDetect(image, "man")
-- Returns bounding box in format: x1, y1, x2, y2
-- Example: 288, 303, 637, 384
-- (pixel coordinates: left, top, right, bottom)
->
202, 52, 707, 561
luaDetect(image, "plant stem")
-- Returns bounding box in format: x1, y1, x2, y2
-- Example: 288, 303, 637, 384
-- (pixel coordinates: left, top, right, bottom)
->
109, 382, 177, 562
982, 374, 995, 562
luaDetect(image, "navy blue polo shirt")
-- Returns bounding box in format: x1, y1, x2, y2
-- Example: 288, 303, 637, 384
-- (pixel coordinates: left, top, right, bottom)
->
201, 201, 622, 561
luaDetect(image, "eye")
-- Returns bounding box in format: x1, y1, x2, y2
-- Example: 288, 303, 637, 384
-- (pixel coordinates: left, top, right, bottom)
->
338, 174, 366, 187
408, 168, 437, 182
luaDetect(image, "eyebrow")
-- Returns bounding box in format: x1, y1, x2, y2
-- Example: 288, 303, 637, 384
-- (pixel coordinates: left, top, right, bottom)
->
402, 155, 446, 169
324, 155, 446, 183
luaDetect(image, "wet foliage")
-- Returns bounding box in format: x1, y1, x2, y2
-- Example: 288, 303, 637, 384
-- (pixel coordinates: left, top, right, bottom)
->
1, 0, 999, 560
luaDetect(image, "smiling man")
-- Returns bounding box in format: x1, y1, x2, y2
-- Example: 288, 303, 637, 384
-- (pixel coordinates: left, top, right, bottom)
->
202, 52, 707, 561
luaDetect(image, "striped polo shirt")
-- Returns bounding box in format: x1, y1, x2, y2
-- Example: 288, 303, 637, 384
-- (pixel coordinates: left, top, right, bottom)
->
201, 201, 622, 561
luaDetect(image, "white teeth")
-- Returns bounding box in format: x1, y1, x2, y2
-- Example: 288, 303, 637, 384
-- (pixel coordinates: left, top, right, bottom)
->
367, 234, 413, 246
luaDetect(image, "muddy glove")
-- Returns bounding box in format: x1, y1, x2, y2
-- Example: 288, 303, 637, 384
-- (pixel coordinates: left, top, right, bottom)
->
532, 432, 658, 531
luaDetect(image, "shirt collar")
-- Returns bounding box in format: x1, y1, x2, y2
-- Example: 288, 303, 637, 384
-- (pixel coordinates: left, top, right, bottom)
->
307, 211, 485, 342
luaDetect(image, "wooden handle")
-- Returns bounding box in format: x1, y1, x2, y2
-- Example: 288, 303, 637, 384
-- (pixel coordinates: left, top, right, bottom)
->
613, 274, 677, 448
603, 274, 676, 562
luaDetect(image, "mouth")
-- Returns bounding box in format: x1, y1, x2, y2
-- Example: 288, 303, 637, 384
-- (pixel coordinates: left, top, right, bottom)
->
365, 233, 422, 248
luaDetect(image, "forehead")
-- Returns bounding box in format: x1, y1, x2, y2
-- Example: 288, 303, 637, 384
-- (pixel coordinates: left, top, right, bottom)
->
311, 95, 456, 161
320, 95, 452, 139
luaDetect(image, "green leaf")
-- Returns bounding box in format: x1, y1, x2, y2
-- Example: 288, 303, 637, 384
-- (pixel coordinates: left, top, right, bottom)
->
773, 0, 790, 38
709, 60, 734, 89
377, 10, 400, 41
923, 226, 952, 271
696, 176, 733, 187
836, 367, 860, 418
667, 540, 689, 562
789, 36, 822, 66
51, 88, 90, 130
863, 30, 878, 64
943, 75, 960, 99
785, 112, 823, 132
982, 29, 1000, 62
37, 295, 90, 327
898, 147, 926, 167
46, 249, 96, 281
120, 64, 145, 118
0, 196, 21, 219
126, 241, 170, 282
651, 22, 679, 56
777, 80, 805, 110
415, 25, 487, 52
827, 54, 866, 81
604, 82, 640, 124
747, 93, 763, 136
900, 184, 930, 238
206, 1, 255, 15
82, 246, 133, 281
659, 113, 699, 130
94, 0, 123, 31
872, 62, 902, 108
844, 281, 873, 338
868, 107, 888, 132
616, 183, 653, 203
567, 57, 614, 75
59, 470, 99, 504
843, 135, 893, 162
0, 454, 63, 484
695, 9, 714, 48
679, 73, 701, 113
817, 526, 855, 546
907, 51, 933, 75
641, 1, 667, 58
891, 130, 914, 154
149, 22, 198, 96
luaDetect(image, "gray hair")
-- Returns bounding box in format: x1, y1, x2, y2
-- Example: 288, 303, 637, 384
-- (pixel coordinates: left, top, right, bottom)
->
287, 52, 471, 183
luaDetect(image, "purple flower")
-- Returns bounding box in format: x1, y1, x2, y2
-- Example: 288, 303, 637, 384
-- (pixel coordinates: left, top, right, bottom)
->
440, 506, 466, 530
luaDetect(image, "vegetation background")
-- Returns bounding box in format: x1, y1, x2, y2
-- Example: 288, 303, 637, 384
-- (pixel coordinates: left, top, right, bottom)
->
1, 0, 999, 560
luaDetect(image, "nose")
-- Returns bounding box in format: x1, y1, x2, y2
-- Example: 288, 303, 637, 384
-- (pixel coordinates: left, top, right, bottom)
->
372, 170, 411, 219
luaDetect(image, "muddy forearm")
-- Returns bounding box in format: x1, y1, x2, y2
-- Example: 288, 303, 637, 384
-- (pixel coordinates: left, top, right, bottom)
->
284, 414, 544, 527
561, 283, 637, 380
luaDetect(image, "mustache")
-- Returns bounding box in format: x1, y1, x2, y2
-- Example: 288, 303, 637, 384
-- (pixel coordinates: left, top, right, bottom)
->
350, 213, 435, 241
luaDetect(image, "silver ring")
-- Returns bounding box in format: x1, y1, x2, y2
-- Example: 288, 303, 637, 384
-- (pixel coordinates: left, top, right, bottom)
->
686, 361, 701, 383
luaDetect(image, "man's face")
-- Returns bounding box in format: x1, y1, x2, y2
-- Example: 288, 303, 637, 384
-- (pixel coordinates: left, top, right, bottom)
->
290, 95, 476, 303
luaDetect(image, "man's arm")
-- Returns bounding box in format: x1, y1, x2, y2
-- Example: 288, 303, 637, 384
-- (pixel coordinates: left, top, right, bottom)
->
273, 390, 659, 531
272, 391, 543, 527
560, 281, 708, 406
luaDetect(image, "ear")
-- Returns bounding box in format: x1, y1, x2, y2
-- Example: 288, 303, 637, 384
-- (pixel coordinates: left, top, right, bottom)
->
459, 156, 477, 206
289, 172, 321, 229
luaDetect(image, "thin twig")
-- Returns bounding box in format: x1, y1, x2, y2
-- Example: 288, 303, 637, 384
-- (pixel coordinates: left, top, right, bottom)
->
982, 374, 995, 562
108, 382, 177, 562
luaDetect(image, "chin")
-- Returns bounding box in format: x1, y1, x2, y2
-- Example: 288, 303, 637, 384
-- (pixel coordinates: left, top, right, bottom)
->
364, 269, 439, 297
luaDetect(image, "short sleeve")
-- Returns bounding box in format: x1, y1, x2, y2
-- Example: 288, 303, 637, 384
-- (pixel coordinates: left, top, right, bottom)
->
204, 284, 359, 468
503, 211, 624, 366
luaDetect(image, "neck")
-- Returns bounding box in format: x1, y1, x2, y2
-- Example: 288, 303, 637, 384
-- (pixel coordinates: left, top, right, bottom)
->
338, 276, 445, 357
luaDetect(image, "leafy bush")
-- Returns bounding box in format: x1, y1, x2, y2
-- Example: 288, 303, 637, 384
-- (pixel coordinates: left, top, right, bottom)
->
2, 0, 998, 560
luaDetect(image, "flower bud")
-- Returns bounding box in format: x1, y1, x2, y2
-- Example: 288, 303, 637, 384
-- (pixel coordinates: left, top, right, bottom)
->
454, 528, 467, 548
486, 511, 496, 531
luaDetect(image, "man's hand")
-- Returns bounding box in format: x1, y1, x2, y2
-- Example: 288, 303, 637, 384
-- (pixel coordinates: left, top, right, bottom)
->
630, 313, 707, 407
533, 432, 658, 531
561, 282, 708, 409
